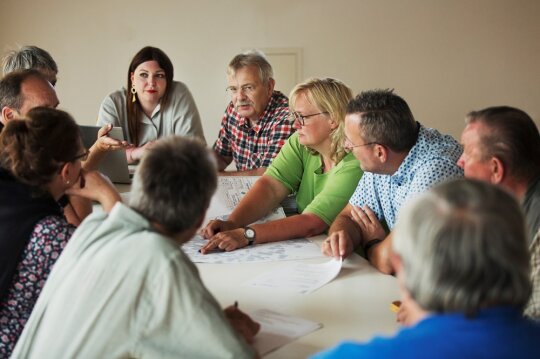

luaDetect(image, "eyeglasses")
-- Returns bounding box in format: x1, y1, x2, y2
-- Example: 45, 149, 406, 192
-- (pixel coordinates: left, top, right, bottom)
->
69, 149, 89, 162
343, 140, 378, 153
226, 85, 256, 95
289, 111, 328, 126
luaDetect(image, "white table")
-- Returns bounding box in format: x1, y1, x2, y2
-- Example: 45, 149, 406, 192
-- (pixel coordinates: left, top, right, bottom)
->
196, 236, 400, 358
111, 181, 400, 357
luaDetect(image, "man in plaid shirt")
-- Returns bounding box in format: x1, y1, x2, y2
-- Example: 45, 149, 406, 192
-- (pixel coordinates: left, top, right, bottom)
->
458, 106, 540, 319
212, 50, 294, 176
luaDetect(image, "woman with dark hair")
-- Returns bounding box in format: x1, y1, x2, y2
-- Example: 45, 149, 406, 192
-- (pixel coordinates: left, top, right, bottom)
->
97, 46, 205, 164
0, 107, 120, 357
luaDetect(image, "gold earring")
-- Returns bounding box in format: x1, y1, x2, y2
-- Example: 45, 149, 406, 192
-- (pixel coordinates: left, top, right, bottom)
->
66, 180, 70, 185
131, 85, 137, 103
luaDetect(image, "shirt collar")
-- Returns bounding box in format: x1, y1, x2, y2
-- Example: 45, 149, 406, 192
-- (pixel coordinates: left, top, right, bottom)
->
391, 124, 424, 183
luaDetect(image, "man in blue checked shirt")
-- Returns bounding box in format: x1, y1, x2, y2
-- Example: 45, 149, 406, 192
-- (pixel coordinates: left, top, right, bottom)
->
322, 89, 463, 274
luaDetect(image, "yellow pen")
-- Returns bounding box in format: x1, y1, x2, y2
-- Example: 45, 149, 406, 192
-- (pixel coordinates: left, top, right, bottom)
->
390, 300, 401, 313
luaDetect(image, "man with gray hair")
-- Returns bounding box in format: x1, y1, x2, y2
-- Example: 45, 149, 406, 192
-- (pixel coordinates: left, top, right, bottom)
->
458, 105, 540, 318
2, 46, 58, 86
313, 179, 540, 358
11, 137, 260, 359
212, 50, 293, 175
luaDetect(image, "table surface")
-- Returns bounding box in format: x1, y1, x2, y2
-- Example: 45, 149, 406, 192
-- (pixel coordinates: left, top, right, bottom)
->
112, 182, 400, 358
196, 236, 400, 358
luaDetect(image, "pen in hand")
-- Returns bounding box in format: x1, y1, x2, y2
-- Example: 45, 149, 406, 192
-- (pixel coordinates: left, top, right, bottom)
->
198, 247, 225, 254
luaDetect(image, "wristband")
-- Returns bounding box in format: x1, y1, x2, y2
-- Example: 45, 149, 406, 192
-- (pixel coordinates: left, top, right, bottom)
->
363, 238, 383, 260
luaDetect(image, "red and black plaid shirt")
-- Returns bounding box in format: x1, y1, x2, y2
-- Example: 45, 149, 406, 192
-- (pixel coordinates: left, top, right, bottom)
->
213, 91, 293, 171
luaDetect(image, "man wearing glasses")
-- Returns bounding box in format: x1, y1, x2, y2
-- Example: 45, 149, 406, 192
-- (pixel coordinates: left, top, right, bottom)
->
212, 50, 293, 176
0, 70, 127, 225
322, 89, 463, 274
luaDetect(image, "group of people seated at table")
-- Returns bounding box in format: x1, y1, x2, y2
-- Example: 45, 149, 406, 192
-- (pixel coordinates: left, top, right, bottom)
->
0, 45, 539, 358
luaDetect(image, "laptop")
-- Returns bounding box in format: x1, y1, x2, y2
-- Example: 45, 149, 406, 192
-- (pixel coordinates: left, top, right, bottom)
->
79, 125, 132, 184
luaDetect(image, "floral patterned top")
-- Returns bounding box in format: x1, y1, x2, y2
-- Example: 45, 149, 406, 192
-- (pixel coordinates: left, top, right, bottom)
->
0, 215, 75, 357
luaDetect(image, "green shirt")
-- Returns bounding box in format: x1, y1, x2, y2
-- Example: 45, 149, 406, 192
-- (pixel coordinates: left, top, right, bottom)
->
265, 133, 363, 225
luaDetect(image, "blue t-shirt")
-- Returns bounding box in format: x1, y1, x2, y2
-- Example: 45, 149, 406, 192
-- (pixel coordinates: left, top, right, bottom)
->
312, 307, 540, 359
349, 125, 463, 229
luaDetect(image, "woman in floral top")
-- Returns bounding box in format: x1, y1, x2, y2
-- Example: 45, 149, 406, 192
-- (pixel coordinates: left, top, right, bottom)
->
0, 107, 120, 357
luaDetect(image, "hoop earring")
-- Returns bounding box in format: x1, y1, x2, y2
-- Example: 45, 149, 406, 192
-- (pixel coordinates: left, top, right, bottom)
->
131, 85, 137, 103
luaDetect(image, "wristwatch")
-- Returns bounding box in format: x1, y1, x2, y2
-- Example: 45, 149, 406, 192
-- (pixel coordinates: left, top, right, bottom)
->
244, 226, 256, 246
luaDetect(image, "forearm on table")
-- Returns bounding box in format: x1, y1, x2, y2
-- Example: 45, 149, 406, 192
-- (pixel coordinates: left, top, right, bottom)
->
368, 232, 394, 275
250, 213, 328, 244
213, 151, 231, 171
219, 167, 266, 176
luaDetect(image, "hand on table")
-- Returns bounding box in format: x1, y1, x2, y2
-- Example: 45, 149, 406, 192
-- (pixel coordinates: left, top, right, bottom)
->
200, 219, 238, 238
224, 305, 261, 344
321, 230, 355, 260
200, 228, 248, 254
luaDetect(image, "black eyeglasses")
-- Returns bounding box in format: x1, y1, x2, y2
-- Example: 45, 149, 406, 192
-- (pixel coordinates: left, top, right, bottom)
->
289, 111, 328, 126
69, 149, 89, 162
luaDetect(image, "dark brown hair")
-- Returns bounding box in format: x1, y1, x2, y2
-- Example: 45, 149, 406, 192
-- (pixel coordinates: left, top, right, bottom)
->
0, 69, 46, 111
126, 46, 174, 146
347, 89, 418, 152
466, 106, 540, 182
0, 107, 80, 190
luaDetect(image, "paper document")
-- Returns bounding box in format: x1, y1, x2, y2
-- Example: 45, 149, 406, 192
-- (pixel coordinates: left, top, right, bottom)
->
182, 235, 324, 264
249, 309, 322, 356
206, 176, 263, 220
244, 258, 343, 294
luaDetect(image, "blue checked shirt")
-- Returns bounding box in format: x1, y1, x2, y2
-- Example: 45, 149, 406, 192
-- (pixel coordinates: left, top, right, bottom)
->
349, 125, 463, 229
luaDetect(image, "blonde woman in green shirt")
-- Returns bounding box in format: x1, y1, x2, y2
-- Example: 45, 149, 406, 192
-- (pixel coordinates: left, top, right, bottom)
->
200, 78, 363, 252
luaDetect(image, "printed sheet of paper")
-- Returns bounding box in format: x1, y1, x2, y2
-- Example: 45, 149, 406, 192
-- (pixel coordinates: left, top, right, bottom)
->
182, 235, 324, 264
249, 309, 322, 356
205, 176, 263, 220
183, 176, 325, 263
243, 258, 343, 294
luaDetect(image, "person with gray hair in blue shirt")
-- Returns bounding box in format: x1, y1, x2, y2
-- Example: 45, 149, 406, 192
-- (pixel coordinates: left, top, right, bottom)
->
313, 179, 540, 359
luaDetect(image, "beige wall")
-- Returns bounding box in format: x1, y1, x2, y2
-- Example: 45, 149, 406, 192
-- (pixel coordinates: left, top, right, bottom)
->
1, 0, 539, 141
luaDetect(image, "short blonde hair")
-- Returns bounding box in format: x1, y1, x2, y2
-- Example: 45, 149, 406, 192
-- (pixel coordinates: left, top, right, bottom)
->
289, 78, 353, 163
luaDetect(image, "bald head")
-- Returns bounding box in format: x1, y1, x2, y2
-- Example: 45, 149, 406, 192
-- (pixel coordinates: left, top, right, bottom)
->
0, 69, 59, 125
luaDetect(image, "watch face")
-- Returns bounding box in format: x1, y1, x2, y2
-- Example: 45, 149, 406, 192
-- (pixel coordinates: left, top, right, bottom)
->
245, 228, 256, 239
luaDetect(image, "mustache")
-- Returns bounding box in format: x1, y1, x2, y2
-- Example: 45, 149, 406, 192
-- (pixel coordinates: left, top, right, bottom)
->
235, 100, 253, 108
